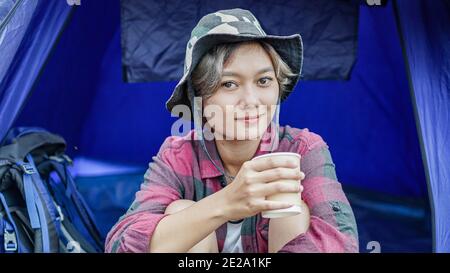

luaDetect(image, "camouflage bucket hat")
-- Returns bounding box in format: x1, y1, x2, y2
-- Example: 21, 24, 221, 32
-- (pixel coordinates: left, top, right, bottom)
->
165, 8, 304, 117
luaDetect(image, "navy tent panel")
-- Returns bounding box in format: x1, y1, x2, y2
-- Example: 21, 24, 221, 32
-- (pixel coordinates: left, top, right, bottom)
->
121, 0, 359, 82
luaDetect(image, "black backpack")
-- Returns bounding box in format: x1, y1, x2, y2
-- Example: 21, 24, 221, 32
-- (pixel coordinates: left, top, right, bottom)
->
0, 127, 104, 253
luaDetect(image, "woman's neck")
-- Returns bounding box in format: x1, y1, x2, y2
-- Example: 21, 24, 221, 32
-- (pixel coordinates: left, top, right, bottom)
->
215, 138, 261, 178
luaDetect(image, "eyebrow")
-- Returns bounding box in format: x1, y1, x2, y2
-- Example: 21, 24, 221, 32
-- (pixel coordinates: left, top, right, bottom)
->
222, 67, 274, 77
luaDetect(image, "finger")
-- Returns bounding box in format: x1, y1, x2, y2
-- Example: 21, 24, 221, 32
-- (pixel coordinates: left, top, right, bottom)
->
299, 184, 304, 193
254, 167, 302, 183
253, 200, 294, 211
249, 155, 300, 172
300, 171, 306, 181
253, 181, 301, 197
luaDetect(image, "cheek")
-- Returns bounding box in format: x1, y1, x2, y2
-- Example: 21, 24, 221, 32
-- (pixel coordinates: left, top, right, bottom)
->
205, 93, 232, 109
205, 93, 236, 116
261, 86, 280, 106
203, 101, 227, 126
263, 86, 280, 121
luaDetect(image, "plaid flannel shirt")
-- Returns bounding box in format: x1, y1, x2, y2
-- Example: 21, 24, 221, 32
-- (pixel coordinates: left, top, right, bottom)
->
105, 125, 359, 253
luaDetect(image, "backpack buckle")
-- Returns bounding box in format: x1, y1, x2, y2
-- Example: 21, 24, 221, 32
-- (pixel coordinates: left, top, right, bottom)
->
4, 228, 18, 252
17, 162, 37, 174
55, 204, 65, 222
0, 159, 11, 167
49, 155, 73, 165
61, 154, 73, 165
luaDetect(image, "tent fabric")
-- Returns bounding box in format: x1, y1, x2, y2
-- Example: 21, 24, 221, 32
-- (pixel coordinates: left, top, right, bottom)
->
0, 0, 16, 26
68, 157, 145, 237
395, 0, 450, 253
281, 1, 428, 198
0, 0, 71, 143
347, 186, 431, 252
0, 0, 37, 84
5, 0, 437, 251
120, 0, 359, 82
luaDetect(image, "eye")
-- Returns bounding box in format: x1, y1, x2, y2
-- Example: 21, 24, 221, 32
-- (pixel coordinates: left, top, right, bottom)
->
258, 77, 273, 86
221, 81, 237, 89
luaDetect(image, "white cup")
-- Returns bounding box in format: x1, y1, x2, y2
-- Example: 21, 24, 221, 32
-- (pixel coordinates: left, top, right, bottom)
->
252, 152, 302, 218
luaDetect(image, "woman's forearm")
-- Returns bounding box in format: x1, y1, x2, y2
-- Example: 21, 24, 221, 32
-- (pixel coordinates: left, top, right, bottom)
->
148, 192, 227, 253
268, 200, 310, 252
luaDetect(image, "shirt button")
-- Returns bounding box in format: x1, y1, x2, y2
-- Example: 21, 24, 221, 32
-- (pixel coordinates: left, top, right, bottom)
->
332, 205, 340, 212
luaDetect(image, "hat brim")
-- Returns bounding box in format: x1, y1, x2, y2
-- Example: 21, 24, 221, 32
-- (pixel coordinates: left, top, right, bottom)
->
166, 33, 303, 118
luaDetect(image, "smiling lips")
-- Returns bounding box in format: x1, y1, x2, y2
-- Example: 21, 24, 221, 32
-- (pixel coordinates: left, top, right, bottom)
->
235, 113, 265, 123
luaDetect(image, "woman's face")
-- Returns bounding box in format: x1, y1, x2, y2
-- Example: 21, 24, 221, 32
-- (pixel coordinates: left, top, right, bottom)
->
203, 42, 279, 141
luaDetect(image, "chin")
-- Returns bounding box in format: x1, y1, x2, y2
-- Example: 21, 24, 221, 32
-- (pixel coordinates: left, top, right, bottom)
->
233, 125, 267, 141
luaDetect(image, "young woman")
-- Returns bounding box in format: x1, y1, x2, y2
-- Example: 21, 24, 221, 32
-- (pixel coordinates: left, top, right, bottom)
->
105, 8, 358, 253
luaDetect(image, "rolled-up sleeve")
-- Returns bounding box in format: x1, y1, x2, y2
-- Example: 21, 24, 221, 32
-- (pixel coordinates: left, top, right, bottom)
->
105, 139, 185, 253
279, 133, 359, 253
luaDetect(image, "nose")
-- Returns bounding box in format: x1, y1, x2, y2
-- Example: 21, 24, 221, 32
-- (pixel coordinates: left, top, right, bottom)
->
239, 83, 260, 108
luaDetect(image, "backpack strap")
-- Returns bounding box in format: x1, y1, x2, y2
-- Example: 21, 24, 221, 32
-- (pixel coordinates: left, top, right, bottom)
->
1, 128, 103, 252
0, 129, 64, 252
49, 159, 104, 251
6, 155, 60, 252
17, 160, 41, 230
23, 155, 60, 252
0, 192, 20, 252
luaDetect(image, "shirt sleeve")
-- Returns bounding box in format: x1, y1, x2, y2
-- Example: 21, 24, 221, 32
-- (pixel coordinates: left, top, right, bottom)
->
104, 138, 185, 253
278, 132, 359, 253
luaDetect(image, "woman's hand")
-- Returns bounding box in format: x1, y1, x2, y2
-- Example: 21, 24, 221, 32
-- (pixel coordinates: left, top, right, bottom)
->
215, 156, 305, 222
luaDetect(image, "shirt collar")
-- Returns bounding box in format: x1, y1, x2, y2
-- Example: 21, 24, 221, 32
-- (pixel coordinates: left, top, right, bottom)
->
197, 122, 280, 179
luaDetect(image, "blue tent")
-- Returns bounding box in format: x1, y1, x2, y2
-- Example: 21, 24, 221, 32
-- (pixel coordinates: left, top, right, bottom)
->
0, 0, 448, 252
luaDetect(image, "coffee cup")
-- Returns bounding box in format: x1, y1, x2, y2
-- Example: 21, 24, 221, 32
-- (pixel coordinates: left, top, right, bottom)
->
252, 152, 302, 218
